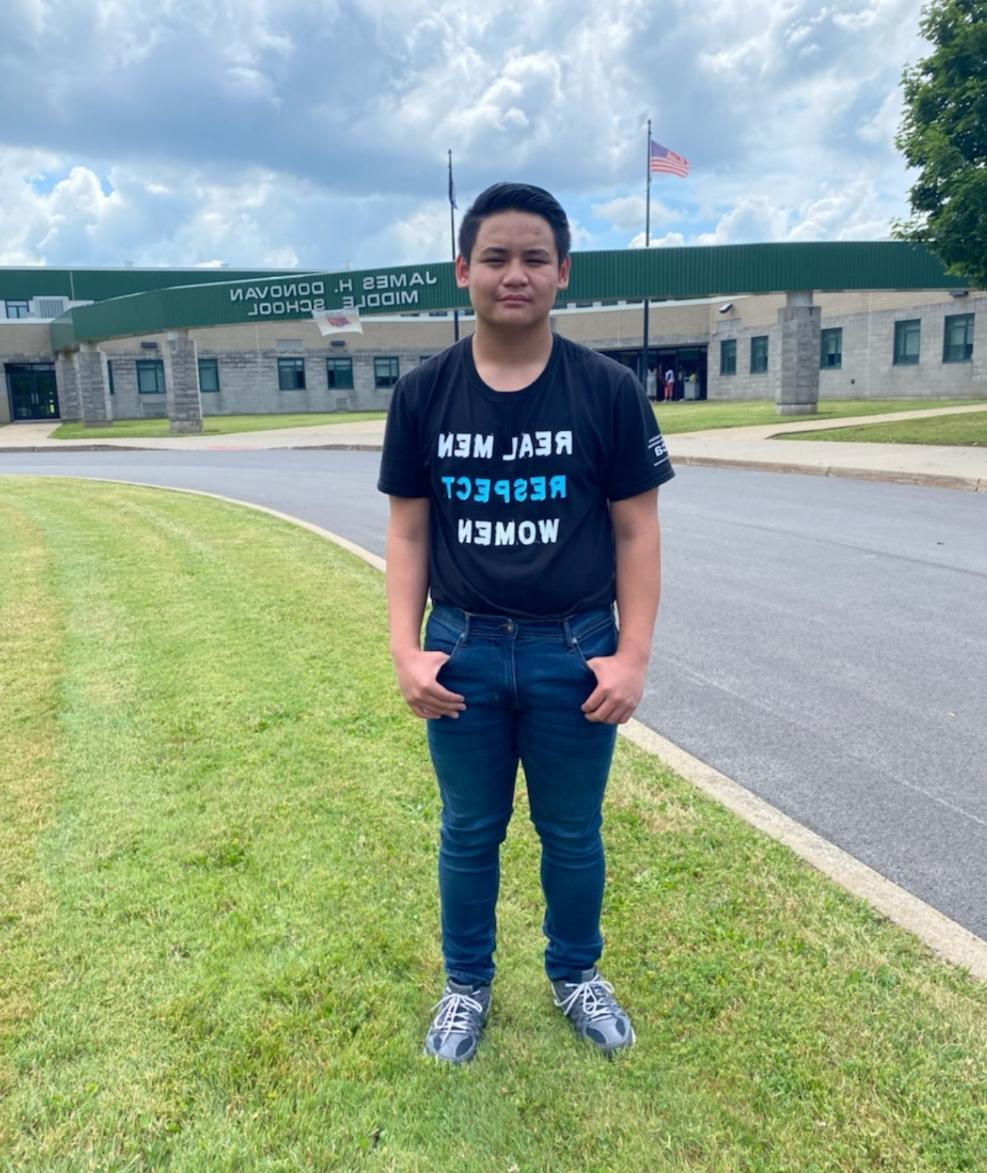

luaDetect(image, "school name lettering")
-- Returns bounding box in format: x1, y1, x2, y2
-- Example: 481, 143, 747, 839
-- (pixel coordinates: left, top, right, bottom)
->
437, 431, 574, 549
338, 270, 439, 311
227, 269, 441, 317
229, 280, 328, 317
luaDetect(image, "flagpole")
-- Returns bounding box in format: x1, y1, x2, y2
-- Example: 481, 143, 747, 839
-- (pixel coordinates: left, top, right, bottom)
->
642, 119, 651, 386
448, 149, 460, 343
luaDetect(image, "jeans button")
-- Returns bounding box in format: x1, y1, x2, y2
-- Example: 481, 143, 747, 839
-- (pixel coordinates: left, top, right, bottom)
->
502, 621, 513, 632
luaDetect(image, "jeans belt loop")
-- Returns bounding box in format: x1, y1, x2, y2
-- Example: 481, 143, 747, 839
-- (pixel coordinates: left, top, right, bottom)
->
561, 616, 575, 651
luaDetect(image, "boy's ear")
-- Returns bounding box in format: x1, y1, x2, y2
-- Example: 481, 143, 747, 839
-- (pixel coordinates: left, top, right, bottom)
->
557, 256, 571, 291
455, 254, 470, 289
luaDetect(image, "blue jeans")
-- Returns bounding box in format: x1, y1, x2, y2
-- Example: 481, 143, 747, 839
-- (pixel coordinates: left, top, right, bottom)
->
423, 603, 619, 986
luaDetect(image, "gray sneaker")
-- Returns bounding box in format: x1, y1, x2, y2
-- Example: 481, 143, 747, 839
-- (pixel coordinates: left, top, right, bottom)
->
552, 968, 635, 1054
424, 979, 491, 1063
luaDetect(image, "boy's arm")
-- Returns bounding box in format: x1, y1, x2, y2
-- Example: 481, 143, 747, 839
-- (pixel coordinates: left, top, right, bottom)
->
386, 496, 466, 720
582, 487, 661, 725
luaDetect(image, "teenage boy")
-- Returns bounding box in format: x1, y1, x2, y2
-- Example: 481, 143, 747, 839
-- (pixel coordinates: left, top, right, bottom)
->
378, 182, 674, 1063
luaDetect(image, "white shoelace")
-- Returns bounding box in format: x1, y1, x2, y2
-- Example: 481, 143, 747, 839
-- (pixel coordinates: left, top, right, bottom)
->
431, 991, 484, 1040
556, 976, 618, 1021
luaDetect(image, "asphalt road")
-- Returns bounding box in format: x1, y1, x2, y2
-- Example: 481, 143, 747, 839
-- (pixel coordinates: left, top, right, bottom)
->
3, 450, 986, 941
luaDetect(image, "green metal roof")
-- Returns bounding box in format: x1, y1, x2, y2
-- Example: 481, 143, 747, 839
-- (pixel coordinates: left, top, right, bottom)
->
0, 266, 296, 302
0, 242, 968, 350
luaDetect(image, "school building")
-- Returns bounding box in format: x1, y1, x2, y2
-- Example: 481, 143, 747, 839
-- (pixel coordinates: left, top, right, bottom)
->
1, 242, 983, 427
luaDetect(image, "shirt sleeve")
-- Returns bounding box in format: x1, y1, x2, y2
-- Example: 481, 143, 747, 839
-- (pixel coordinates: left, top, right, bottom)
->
603, 372, 675, 501
377, 373, 430, 498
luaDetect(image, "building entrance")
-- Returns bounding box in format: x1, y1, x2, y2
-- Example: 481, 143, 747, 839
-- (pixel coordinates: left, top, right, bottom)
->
656, 345, 707, 400
6, 363, 59, 420
599, 345, 707, 400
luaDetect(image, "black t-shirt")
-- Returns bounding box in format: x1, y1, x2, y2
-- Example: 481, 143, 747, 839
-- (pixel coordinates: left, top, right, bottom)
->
377, 334, 674, 618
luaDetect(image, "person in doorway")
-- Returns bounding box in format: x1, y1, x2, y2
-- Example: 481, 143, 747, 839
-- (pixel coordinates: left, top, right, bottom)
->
378, 182, 674, 1064
663, 367, 675, 402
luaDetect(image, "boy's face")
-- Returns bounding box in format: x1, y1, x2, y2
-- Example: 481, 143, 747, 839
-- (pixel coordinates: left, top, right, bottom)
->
456, 210, 570, 330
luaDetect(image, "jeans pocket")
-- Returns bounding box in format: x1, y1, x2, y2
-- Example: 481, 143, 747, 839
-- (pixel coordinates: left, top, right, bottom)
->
424, 613, 466, 665
571, 618, 618, 673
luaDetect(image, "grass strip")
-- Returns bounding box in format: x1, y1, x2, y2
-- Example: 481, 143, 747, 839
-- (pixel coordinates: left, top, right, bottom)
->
0, 495, 64, 1123
653, 399, 979, 435
1, 477, 986, 1171
50, 412, 386, 441
778, 409, 987, 447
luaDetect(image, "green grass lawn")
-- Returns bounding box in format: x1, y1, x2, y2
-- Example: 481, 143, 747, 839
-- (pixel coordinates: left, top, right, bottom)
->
2, 478, 986, 1170
779, 408, 987, 446
653, 399, 979, 435
50, 412, 386, 440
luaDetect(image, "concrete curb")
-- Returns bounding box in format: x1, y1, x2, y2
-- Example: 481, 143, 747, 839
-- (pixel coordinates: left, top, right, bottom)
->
620, 721, 987, 982
664, 454, 986, 493
14, 472, 986, 984
2, 441, 984, 492
0, 444, 154, 454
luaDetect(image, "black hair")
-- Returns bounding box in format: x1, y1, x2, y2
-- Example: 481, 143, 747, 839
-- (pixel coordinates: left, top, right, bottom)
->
458, 182, 571, 264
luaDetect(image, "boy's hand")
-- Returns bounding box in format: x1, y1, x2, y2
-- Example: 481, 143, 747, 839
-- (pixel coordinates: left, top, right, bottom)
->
581, 653, 646, 725
393, 649, 467, 720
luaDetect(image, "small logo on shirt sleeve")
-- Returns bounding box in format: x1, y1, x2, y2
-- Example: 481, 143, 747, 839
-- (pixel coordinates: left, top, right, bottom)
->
648, 434, 668, 465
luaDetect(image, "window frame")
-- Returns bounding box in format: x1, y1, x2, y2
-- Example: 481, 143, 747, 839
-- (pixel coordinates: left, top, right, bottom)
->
720, 338, 737, 376
820, 327, 842, 369
326, 356, 354, 390
893, 319, 921, 365
277, 357, 306, 391
5, 300, 30, 319
373, 356, 400, 389
136, 358, 166, 394
198, 358, 220, 392
750, 335, 769, 374
943, 313, 974, 364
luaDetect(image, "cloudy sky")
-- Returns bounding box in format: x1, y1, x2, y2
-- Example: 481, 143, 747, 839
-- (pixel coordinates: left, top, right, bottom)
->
0, 0, 930, 272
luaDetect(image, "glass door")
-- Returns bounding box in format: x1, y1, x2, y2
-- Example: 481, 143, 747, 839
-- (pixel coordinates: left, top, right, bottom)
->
6, 365, 60, 420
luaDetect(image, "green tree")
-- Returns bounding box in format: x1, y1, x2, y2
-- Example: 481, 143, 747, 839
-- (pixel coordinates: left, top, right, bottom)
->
894, 0, 987, 287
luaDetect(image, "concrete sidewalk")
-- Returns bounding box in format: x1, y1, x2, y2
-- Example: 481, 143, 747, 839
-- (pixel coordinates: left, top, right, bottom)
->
2, 404, 985, 492
667, 403, 987, 492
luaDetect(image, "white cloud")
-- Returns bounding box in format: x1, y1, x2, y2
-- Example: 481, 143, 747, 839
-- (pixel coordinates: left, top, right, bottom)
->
696, 199, 792, 246
592, 195, 683, 235
0, 0, 930, 267
629, 231, 686, 248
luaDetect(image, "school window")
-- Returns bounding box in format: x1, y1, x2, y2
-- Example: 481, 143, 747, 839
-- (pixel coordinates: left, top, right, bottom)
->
750, 335, 768, 373
5, 300, 30, 319
893, 319, 921, 365
720, 339, 737, 376
820, 328, 842, 369
136, 359, 166, 394
198, 358, 220, 392
326, 357, 354, 389
943, 314, 974, 363
374, 357, 400, 388
107, 360, 114, 396
277, 357, 306, 390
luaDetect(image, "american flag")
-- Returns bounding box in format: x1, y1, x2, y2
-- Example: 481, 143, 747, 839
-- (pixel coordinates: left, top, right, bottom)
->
650, 140, 690, 178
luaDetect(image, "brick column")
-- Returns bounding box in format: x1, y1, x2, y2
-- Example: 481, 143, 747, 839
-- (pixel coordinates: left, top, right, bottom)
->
163, 330, 203, 435
55, 349, 82, 421
777, 291, 821, 416
972, 297, 987, 396
76, 343, 111, 427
